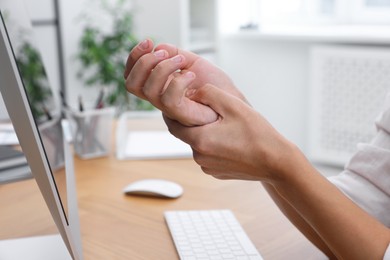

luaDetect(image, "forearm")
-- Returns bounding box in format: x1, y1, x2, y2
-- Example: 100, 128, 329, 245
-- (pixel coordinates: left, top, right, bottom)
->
160, 77, 390, 258
262, 182, 336, 259
271, 147, 390, 259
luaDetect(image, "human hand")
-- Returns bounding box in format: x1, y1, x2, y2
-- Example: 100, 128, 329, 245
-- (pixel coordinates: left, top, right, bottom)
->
163, 83, 295, 182
124, 39, 247, 126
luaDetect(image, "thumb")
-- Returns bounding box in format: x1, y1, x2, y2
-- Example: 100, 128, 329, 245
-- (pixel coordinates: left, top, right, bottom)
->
187, 83, 246, 116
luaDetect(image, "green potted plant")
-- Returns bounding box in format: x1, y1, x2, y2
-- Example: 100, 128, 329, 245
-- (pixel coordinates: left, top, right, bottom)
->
16, 41, 52, 121
75, 0, 154, 112
2, 11, 53, 121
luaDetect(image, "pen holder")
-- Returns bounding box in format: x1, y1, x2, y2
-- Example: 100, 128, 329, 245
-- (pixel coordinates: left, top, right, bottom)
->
66, 107, 115, 159
38, 115, 65, 170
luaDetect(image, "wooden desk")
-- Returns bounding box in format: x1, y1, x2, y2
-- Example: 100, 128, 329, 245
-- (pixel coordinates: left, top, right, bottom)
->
0, 154, 326, 259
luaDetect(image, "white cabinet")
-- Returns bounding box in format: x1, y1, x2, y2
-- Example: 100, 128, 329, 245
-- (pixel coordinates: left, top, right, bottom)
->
188, 0, 217, 53
134, 0, 217, 55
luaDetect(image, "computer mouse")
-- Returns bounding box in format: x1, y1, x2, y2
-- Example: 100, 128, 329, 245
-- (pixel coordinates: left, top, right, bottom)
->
123, 179, 183, 199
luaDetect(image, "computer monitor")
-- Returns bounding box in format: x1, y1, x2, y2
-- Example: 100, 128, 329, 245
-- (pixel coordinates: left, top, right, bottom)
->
0, 0, 82, 259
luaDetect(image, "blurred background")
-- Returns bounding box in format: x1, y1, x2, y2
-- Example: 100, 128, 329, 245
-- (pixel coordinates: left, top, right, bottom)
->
1, 0, 390, 169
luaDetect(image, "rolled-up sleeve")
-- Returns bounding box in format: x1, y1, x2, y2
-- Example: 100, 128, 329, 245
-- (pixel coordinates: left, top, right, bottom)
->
384, 244, 390, 260
328, 92, 390, 227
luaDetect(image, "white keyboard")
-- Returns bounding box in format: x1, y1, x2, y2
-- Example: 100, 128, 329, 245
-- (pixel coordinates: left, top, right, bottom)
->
164, 210, 263, 260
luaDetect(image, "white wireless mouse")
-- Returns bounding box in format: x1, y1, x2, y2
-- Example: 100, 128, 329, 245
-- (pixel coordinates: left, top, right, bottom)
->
123, 179, 183, 199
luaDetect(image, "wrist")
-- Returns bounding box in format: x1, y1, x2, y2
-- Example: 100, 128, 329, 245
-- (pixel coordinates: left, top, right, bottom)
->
265, 137, 310, 186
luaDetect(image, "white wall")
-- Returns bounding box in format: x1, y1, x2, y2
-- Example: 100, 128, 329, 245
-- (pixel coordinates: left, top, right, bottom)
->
132, 0, 185, 47
59, 0, 187, 110
59, 0, 93, 109
217, 34, 390, 156
218, 37, 310, 150
0, 0, 60, 120
25, 0, 59, 93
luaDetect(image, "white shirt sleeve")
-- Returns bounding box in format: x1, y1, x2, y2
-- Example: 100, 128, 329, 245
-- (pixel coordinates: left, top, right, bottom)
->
328, 92, 390, 227
384, 243, 390, 260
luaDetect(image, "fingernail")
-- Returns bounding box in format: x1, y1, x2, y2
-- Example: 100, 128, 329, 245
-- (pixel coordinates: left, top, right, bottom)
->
185, 71, 195, 78
171, 55, 183, 63
153, 50, 166, 58
138, 39, 149, 50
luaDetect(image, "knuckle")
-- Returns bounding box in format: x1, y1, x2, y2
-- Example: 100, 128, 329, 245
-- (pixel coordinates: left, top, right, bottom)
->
193, 153, 205, 167
201, 166, 212, 175
161, 81, 180, 105
192, 137, 210, 155
213, 175, 227, 180
125, 81, 147, 100
200, 167, 221, 180
125, 78, 135, 93
160, 94, 175, 108
152, 61, 168, 74
125, 81, 143, 97
142, 87, 154, 100
166, 125, 174, 136
169, 76, 183, 88
154, 57, 179, 74
136, 55, 149, 68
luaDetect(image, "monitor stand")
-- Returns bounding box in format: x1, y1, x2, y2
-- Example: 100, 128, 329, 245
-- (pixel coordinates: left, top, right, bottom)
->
0, 234, 71, 260
0, 123, 82, 260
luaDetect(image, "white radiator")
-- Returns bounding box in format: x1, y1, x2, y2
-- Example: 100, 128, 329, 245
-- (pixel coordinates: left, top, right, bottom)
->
308, 45, 390, 166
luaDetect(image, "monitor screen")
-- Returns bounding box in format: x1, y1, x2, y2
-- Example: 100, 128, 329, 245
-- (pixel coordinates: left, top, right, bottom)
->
0, 0, 82, 259
0, 0, 68, 222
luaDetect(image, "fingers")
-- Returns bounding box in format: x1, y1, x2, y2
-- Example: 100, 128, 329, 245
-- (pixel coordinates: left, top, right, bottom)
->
125, 41, 193, 104
155, 43, 200, 67
159, 71, 196, 114
125, 39, 202, 102
162, 83, 247, 133
125, 40, 226, 127
154, 43, 178, 57
126, 49, 172, 99
163, 114, 200, 145
124, 39, 154, 79
163, 113, 219, 155
188, 83, 248, 117
125, 39, 217, 126
162, 119, 246, 180
160, 72, 218, 126
142, 55, 187, 105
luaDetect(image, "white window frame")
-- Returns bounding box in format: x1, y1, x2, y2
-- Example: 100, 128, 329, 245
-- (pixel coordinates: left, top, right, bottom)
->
348, 0, 390, 24
260, 0, 390, 25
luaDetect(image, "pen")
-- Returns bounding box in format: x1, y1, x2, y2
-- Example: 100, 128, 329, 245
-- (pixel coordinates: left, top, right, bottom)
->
60, 90, 68, 108
78, 95, 84, 112
42, 105, 52, 121
94, 89, 104, 109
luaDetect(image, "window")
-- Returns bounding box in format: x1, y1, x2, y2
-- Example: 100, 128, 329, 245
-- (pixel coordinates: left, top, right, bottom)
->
259, 0, 390, 25
351, 0, 390, 23
365, 0, 390, 7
